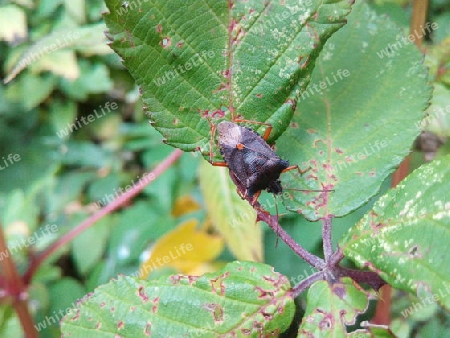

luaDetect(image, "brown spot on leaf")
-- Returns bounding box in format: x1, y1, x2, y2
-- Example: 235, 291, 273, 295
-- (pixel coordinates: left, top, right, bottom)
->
408, 245, 422, 258
138, 286, 149, 302
152, 297, 159, 313
203, 303, 224, 322
144, 322, 152, 336
156, 24, 163, 34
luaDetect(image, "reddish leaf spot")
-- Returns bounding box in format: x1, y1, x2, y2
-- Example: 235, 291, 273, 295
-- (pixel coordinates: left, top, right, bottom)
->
241, 328, 252, 335
138, 286, 149, 302
210, 273, 228, 296
335, 148, 343, 154
319, 312, 333, 329
203, 303, 224, 322
156, 24, 163, 33
332, 285, 346, 299
144, 322, 152, 336
170, 275, 182, 284
71, 309, 81, 321
212, 109, 225, 118
152, 297, 159, 313
176, 41, 184, 48
313, 139, 325, 148
256, 93, 262, 98
118, 321, 124, 330
110, 307, 115, 313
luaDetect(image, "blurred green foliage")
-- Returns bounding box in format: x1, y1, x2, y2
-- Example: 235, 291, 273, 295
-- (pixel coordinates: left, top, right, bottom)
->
0, 0, 449, 337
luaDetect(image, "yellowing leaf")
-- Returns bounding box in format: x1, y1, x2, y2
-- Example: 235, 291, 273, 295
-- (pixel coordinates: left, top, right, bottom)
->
199, 160, 263, 262
171, 195, 201, 217
139, 219, 223, 279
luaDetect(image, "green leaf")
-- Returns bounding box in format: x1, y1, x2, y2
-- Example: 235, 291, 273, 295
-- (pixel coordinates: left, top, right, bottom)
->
104, 0, 352, 160
4, 72, 57, 110
298, 278, 376, 336
341, 155, 450, 310
71, 216, 111, 275
198, 159, 262, 262
60, 60, 113, 100
278, 1, 431, 220
61, 261, 295, 336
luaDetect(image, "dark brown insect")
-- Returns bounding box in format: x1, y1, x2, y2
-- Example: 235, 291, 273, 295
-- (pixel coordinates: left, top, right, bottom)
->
210, 120, 301, 205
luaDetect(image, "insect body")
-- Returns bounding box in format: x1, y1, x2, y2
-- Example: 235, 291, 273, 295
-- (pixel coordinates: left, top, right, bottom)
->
216, 121, 294, 205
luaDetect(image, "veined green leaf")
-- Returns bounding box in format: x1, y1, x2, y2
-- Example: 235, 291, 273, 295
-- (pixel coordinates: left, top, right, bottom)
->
278, 2, 431, 220
341, 156, 450, 310
61, 261, 295, 336
103, 0, 352, 161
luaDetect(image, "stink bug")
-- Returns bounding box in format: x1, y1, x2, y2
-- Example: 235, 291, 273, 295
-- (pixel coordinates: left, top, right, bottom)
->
207, 119, 305, 206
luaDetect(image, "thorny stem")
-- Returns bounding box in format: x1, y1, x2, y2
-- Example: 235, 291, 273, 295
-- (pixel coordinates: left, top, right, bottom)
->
23, 149, 183, 284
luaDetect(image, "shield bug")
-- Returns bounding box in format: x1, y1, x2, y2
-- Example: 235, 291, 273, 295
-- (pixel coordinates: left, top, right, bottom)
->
208, 119, 305, 206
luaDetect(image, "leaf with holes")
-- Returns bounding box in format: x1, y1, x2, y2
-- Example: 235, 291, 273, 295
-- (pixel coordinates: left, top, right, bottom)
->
277, 2, 431, 220
60, 261, 295, 336
298, 278, 382, 336
341, 155, 450, 311
103, 0, 352, 161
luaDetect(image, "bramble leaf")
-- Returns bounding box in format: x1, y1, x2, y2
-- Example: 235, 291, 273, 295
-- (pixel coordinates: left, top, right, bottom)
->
103, 0, 352, 161
278, 2, 431, 220
341, 155, 450, 311
61, 261, 294, 336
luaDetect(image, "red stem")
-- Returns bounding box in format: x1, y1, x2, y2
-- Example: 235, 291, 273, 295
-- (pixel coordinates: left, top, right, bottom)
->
23, 148, 183, 284
0, 225, 37, 337
256, 210, 325, 270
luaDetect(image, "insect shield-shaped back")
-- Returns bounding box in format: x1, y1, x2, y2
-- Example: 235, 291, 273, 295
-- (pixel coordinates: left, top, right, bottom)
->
217, 121, 289, 202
